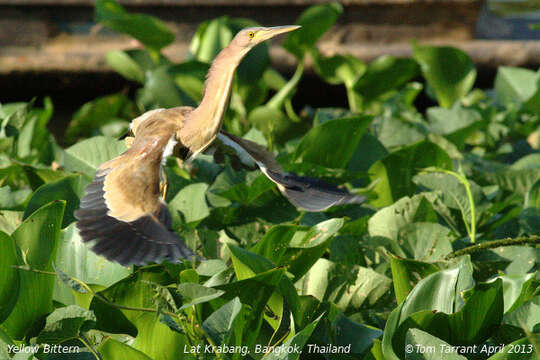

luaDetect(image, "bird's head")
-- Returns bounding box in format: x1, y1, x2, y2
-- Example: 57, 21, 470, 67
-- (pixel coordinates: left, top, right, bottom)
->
231, 25, 301, 50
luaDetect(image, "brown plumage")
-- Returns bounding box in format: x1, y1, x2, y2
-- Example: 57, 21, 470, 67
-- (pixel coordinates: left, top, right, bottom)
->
75, 25, 365, 266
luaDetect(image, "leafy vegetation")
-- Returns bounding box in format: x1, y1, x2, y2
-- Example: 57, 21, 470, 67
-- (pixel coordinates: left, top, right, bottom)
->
1, 1, 540, 359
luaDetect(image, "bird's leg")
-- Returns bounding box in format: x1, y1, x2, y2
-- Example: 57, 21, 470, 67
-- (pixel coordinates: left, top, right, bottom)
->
160, 167, 169, 201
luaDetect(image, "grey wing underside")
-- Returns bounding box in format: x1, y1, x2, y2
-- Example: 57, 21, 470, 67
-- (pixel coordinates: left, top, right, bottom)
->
214, 131, 366, 212
74, 172, 198, 266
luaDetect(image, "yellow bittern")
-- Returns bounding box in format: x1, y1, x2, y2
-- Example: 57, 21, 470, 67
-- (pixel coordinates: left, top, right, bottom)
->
75, 26, 365, 266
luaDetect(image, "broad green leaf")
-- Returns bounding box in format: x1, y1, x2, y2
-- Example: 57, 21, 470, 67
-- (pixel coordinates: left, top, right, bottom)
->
169, 61, 209, 103
503, 301, 540, 332
250, 225, 296, 263
405, 328, 467, 360
312, 50, 366, 86
290, 218, 344, 248
368, 140, 452, 206
265, 313, 324, 360
36, 305, 96, 344
0, 186, 30, 211
490, 273, 537, 313
248, 106, 305, 145
1, 201, 65, 340
354, 56, 420, 102
53, 223, 131, 306
23, 174, 89, 228
98, 338, 153, 360
398, 222, 454, 261
105, 50, 146, 83
95, 0, 174, 50
294, 115, 372, 168
228, 244, 275, 280
176, 283, 225, 310
298, 258, 391, 311
0, 231, 19, 323
137, 65, 192, 108
0, 211, 22, 235
413, 44, 476, 108
426, 105, 485, 150
487, 335, 540, 360
202, 297, 242, 346
283, 3, 343, 59
495, 66, 540, 109
65, 93, 134, 144
368, 194, 438, 242
63, 136, 126, 178
168, 183, 210, 225
390, 257, 439, 305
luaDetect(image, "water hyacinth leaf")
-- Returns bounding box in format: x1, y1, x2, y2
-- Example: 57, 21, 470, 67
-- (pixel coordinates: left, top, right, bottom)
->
390, 257, 439, 305
426, 105, 485, 150
1, 201, 65, 340
265, 313, 324, 360
53, 223, 131, 306
493, 273, 537, 313
0, 231, 19, 323
494, 66, 540, 109
354, 56, 420, 102
65, 93, 134, 144
98, 338, 153, 360
289, 218, 343, 248
250, 225, 296, 263
23, 174, 89, 228
228, 244, 275, 280
368, 140, 452, 207
63, 136, 127, 178
177, 283, 225, 310
312, 50, 366, 86
169, 61, 209, 103
202, 297, 242, 346
413, 44, 476, 108
36, 305, 96, 344
95, 0, 174, 51
0, 186, 30, 211
294, 116, 372, 168
405, 328, 467, 360
168, 183, 210, 225
398, 222, 454, 261
105, 50, 146, 83
368, 194, 438, 242
283, 2, 343, 59
137, 66, 192, 108
487, 335, 540, 360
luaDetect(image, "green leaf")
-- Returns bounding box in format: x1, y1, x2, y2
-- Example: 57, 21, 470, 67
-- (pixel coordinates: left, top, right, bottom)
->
202, 297, 242, 346
398, 222, 454, 261
169, 61, 209, 103
283, 3, 343, 60
137, 65, 191, 108
368, 140, 452, 206
98, 338, 153, 360
23, 174, 89, 228
95, 0, 174, 51
0, 231, 19, 323
63, 136, 127, 178
265, 313, 324, 360
36, 305, 96, 344
293, 115, 372, 168
177, 283, 225, 310
405, 328, 467, 360
312, 50, 366, 86
368, 194, 438, 242
354, 56, 420, 102
413, 44, 476, 108
495, 66, 540, 109
0, 186, 30, 211
65, 93, 134, 145
105, 50, 146, 83
289, 218, 343, 248
426, 105, 485, 150
250, 225, 296, 263
1, 201, 65, 340
168, 183, 210, 225
53, 223, 131, 306
390, 257, 439, 305
298, 258, 391, 311
487, 335, 540, 360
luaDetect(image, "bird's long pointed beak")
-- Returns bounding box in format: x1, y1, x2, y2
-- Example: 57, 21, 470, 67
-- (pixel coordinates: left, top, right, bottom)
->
259, 25, 301, 41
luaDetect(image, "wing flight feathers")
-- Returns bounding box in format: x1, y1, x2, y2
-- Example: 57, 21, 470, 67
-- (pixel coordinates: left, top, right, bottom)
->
216, 131, 366, 212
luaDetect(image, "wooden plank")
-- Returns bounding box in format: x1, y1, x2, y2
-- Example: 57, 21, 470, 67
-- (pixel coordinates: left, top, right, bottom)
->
0, 0, 478, 6
2, 38, 540, 75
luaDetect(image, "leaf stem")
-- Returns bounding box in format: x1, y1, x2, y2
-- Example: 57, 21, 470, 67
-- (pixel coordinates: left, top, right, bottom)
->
78, 333, 103, 360
445, 235, 540, 259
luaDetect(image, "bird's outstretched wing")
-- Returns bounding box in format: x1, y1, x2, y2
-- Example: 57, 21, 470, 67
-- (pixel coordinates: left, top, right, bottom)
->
214, 131, 366, 212
75, 135, 197, 266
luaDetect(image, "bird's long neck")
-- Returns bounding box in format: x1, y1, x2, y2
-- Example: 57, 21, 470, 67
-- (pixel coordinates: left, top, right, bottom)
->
181, 45, 246, 155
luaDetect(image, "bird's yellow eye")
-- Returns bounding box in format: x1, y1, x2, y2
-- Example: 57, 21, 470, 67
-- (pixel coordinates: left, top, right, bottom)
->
248, 31, 255, 39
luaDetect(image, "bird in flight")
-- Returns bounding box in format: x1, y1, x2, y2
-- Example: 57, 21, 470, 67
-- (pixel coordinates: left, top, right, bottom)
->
75, 26, 365, 266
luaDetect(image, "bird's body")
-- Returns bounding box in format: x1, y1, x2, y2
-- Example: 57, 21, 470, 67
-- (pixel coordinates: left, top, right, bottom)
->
75, 25, 366, 266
